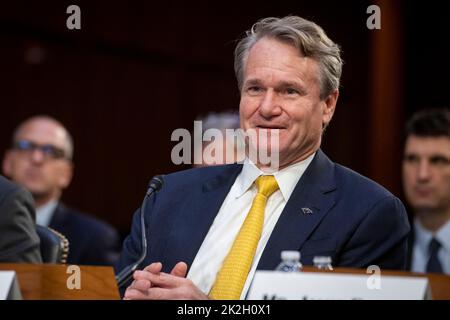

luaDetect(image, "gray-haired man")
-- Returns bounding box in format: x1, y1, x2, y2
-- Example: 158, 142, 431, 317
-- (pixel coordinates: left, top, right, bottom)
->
119, 16, 409, 300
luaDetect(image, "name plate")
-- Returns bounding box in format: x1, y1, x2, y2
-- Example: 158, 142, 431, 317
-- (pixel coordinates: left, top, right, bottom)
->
247, 271, 429, 300
0, 271, 22, 300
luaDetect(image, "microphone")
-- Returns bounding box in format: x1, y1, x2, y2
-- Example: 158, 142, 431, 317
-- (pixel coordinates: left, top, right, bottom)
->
115, 175, 164, 288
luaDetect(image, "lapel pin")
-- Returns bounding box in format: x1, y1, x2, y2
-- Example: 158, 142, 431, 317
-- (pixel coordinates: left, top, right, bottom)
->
301, 207, 313, 215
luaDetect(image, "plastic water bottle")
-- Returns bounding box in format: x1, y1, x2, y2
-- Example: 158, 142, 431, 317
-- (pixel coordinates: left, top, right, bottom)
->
313, 256, 333, 270
275, 250, 302, 272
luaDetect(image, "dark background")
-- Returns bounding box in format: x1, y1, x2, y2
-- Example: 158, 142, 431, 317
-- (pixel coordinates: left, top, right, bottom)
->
0, 0, 449, 238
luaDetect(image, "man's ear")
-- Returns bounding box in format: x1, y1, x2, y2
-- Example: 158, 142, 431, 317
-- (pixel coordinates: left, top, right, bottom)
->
2, 151, 13, 177
322, 89, 339, 127
58, 161, 74, 189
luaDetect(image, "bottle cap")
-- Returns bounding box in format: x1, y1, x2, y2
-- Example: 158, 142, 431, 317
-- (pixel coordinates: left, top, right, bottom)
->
313, 256, 332, 265
281, 250, 300, 261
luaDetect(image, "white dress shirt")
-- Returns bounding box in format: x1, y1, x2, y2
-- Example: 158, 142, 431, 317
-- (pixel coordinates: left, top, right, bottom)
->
411, 218, 450, 274
187, 153, 315, 299
36, 200, 58, 227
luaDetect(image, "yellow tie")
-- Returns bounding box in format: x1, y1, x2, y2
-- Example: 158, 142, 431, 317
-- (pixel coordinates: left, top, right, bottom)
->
209, 175, 279, 300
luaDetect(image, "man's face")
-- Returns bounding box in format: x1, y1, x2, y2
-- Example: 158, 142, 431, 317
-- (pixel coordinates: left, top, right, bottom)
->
402, 135, 450, 213
2, 119, 73, 202
239, 37, 338, 169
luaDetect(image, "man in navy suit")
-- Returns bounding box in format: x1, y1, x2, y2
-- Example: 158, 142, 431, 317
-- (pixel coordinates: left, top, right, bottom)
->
118, 16, 410, 300
403, 108, 450, 274
3, 116, 120, 265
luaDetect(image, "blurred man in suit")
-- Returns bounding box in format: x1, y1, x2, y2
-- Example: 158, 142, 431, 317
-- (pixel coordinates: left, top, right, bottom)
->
3, 115, 120, 265
0, 175, 42, 263
118, 16, 410, 300
194, 110, 244, 167
403, 108, 450, 274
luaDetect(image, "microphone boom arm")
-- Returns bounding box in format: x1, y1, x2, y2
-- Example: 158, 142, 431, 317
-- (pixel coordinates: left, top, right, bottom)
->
115, 175, 164, 288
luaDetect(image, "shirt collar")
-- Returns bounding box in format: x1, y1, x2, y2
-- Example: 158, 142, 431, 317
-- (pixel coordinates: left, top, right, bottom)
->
414, 218, 450, 253
436, 219, 450, 253
36, 200, 58, 227
235, 152, 316, 201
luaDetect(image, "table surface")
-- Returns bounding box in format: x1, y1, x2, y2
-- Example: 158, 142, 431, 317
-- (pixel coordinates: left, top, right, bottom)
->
1, 263, 449, 300
0, 263, 120, 300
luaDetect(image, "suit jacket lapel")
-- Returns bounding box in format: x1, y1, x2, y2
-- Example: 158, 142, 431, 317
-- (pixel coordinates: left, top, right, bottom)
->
258, 149, 337, 270
406, 223, 415, 270
161, 164, 243, 272
48, 203, 67, 231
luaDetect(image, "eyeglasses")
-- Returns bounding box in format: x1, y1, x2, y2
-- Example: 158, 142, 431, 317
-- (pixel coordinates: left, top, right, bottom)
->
13, 140, 67, 160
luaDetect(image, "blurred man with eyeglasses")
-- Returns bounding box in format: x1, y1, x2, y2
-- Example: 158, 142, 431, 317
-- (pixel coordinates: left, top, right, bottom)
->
2, 115, 120, 266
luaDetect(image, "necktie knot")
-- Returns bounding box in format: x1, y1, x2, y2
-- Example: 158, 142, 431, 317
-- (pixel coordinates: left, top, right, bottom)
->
255, 175, 279, 198
429, 238, 442, 254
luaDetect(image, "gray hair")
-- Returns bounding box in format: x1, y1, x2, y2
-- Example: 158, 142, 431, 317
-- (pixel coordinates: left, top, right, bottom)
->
234, 16, 343, 100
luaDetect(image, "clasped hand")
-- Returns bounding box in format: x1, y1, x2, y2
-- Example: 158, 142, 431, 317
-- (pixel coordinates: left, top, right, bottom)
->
124, 262, 209, 300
